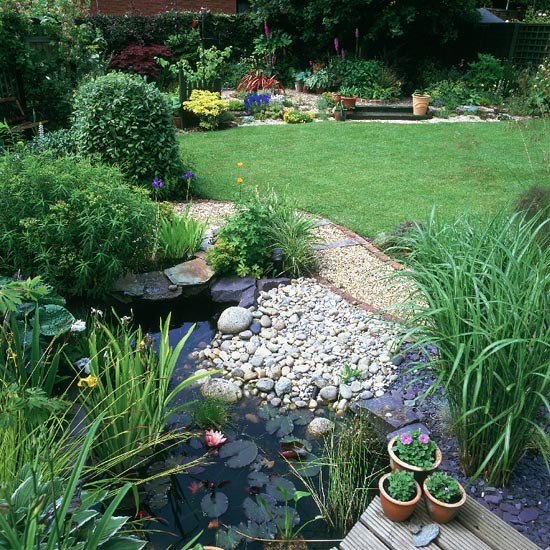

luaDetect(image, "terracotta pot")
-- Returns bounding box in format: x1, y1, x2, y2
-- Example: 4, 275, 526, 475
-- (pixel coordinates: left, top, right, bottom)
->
340, 95, 358, 109
387, 435, 442, 483
295, 81, 305, 93
412, 94, 430, 115
334, 110, 346, 121
423, 479, 467, 523
173, 116, 182, 129
379, 473, 422, 522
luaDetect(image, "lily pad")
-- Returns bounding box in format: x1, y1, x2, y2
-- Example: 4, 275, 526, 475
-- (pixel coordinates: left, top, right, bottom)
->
217, 528, 242, 550
289, 409, 314, 426
292, 453, 321, 478
248, 471, 269, 489
280, 436, 312, 453
219, 440, 258, 468
201, 491, 229, 517
258, 405, 279, 421
265, 477, 296, 501
236, 520, 276, 540
243, 496, 274, 523
273, 504, 300, 530
265, 416, 294, 438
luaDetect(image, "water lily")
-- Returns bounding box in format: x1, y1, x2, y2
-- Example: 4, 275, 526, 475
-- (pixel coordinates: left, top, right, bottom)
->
204, 430, 227, 447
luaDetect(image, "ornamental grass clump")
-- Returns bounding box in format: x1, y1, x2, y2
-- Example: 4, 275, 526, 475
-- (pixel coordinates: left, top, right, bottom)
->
392, 430, 437, 469
396, 210, 550, 485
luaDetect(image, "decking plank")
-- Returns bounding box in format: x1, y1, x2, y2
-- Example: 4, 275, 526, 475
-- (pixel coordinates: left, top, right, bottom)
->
455, 497, 540, 550
412, 499, 493, 550
340, 521, 390, 550
362, 497, 440, 550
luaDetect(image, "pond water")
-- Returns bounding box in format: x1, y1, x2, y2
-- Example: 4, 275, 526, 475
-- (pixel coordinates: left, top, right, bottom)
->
114, 296, 344, 550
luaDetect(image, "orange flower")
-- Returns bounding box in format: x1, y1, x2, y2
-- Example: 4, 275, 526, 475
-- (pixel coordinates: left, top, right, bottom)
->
236, 177, 243, 184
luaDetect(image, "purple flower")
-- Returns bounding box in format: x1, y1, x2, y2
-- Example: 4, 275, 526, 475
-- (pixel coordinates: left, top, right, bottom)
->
183, 170, 196, 180
264, 20, 270, 39
151, 178, 164, 188
334, 37, 339, 53
418, 433, 430, 444
444, 487, 450, 494
400, 433, 413, 445
355, 27, 360, 38
341, 48, 346, 58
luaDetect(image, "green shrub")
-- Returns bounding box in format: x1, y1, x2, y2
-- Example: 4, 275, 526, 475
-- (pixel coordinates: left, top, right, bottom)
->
27, 128, 77, 158
182, 89, 229, 130
72, 72, 183, 190
227, 99, 246, 111
0, 154, 157, 297
397, 211, 550, 485
282, 109, 314, 123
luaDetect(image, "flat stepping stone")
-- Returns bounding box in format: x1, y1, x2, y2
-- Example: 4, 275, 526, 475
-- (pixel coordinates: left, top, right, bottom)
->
112, 271, 182, 301
164, 257, 215, 286
314, 239, 361, 250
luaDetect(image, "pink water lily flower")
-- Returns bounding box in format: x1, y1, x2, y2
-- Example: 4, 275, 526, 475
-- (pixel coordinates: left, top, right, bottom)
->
204, 430, 227, 447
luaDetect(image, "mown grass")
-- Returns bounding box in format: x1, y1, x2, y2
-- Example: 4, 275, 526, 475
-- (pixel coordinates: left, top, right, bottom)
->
179, 119, 550, 237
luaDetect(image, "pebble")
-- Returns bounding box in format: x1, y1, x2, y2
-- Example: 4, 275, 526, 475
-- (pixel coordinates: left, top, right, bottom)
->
195, 278, 400, 413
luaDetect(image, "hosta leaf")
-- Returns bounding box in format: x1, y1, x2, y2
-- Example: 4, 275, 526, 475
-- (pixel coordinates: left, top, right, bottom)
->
219, 440, 258, 468
201, 491, 229, 518
265, 416, 293, 438
38, 304, 75, 336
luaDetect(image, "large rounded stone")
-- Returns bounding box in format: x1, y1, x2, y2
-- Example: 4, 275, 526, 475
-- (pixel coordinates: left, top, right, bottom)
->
275, 376, 292, 396
319, 385, 338, 402
200, 378, 242, 404
217, 306, 253, 334
307, 417, 335, 437
256, 378, 275, 392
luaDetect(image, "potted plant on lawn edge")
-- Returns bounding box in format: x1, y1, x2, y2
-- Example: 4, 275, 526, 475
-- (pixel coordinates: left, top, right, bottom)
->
412, 90, 430, 115
387, 429, 442, 482
379, 470, 422, 522
333, 102, 346, 121
423, 471, 467, 523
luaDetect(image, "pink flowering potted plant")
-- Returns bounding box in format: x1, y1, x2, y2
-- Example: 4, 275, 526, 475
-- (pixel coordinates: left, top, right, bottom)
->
387, 429, 442, 482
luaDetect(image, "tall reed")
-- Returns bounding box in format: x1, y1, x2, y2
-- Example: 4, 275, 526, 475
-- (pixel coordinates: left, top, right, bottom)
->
397, 211, 550, 485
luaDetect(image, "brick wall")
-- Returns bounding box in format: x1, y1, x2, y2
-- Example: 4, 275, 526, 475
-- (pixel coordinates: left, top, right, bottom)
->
88, 0, 236, 16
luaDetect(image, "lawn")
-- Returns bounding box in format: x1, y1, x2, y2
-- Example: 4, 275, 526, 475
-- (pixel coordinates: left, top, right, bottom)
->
179, 119, 550, 237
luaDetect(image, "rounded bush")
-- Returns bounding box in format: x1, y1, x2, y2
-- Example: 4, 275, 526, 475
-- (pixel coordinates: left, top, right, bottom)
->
72, 72, 183, 191
0, 154, 157, 297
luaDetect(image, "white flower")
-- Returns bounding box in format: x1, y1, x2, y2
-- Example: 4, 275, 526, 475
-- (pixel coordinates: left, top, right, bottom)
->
70, 319, 86, 333
75, 357, 91, 374
90, 308, 103, 317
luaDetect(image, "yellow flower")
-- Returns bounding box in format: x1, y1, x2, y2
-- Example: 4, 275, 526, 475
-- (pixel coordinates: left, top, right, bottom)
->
77, 375, 98, 389
236, 177, 243, 184
237, 161, 243, 167
9, 351, 17, 360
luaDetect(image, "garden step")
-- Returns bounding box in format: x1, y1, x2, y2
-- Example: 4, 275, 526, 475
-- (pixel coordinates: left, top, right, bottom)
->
346, 105, 433, 121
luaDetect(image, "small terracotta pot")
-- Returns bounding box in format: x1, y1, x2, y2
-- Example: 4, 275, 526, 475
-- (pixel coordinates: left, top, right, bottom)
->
340, 95, 358, 109
379, 473, 422, 522
423, 479, 467, 523
334, 110, 346, 121
412, 94, 430, 115
387, 435, 442, 483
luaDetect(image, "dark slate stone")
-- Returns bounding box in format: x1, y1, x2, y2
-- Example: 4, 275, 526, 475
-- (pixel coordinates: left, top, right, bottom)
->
257, 277, 291, 293
519, 508, 540, 523
112, 271, 182, 301
352, 392, 419, 438
238, 284, 258, 309
250, 322, 262, 335
211, 275, 255, 303
392, 354, 405, 366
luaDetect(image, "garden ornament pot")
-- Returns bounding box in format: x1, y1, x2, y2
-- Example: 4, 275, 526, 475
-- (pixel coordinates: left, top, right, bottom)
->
379, 473, 422, 522
387, 435, 442, 483
340, 95, 358, 109
423, 479, 467, 523
412, 94, 430, 115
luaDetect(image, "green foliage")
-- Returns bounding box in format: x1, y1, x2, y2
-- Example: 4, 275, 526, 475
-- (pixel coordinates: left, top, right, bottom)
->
79, 312, 209, 474
386, 470, 417, 502
183, 89, 229, 130
207, 189, 318, 278
391, 430, 438, 469
514, 184, 550, 247
26, 128, 77, 158
227, 99, 246, 111
0, 416, 146, 550
396, 211, 550, 485
525, 59, 550, 115
282, 109, 314, 123
156, 206, 208, 262
176, 45, 232, 83
465, 53, 506, 101
72, 72, 183, 188
193, 397, 231, 430
0, 154, 157, 298
321, 413, 386, 533
339, 363, 362, 384
424, 471, 462, 503
267, 209, 320, 277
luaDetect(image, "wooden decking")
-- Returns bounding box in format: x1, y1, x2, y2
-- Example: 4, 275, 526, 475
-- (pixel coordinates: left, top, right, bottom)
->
339, 495, 540, 550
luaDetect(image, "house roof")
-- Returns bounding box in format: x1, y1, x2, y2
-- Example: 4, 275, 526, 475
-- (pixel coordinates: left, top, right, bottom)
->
477, 8, 506, 24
